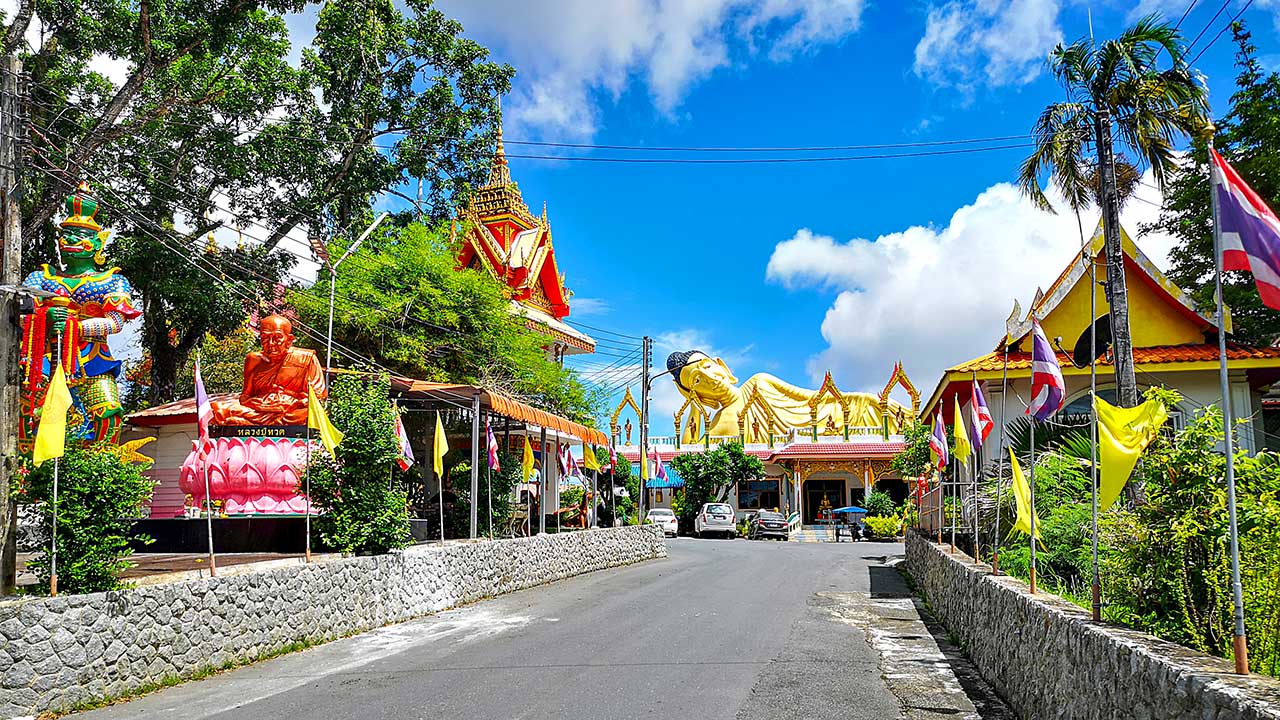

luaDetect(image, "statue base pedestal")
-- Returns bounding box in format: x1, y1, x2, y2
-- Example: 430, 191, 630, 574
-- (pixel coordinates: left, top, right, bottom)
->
178, 432, 316, 515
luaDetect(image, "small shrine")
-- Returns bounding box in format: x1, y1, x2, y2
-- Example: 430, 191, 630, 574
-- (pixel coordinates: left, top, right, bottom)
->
454, 126, 595, 360
175, 315, 325, 515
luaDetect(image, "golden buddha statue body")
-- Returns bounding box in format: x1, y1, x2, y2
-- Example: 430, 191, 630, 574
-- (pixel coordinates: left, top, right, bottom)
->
211, 315, 326, 426
666, 350, 912, 443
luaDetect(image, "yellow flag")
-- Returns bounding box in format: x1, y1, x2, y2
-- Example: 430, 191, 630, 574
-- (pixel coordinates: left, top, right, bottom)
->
1008, 447, 1041, 540
952, 395, 972, 462
640, 448, 649, 480
32, 364, 73, 467
522, 436, 535, 482
306, 386, 344, 456
433, 411, 448, 477
582, 444, 600, 471
1095, 395, 1168, 512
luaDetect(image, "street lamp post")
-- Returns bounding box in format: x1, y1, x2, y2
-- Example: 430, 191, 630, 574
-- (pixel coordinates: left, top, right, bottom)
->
324, 213, 389, 371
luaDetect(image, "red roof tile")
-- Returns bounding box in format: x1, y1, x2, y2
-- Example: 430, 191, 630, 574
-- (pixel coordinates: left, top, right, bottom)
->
767, 442, 904, 461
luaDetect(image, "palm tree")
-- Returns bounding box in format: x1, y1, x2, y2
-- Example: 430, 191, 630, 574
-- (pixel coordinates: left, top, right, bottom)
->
1018, 15, 1210, 410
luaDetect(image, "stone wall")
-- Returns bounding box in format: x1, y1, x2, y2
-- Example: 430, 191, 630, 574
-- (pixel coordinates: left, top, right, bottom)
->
904, 532, 1280, 720
0, 526, 666, 718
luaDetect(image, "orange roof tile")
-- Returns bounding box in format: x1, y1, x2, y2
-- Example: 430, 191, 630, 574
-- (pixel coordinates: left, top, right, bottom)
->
949, 343, 1280, 374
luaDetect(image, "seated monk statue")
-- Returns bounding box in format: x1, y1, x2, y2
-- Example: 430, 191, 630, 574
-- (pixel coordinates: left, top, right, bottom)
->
211, 315, 326, 426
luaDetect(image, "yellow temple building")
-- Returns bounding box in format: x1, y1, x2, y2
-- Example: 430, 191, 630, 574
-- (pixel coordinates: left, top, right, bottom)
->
924, 221, 1280, 461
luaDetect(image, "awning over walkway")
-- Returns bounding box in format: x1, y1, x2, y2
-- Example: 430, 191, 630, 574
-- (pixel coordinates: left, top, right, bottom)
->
129, 377, 608, 446
390, 378, 608, 446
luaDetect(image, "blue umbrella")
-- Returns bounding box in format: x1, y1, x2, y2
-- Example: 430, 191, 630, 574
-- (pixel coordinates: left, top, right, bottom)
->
832, 506, 867, 514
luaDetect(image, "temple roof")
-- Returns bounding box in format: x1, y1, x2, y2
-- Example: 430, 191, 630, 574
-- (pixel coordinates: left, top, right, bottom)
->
457, 126, 592, 353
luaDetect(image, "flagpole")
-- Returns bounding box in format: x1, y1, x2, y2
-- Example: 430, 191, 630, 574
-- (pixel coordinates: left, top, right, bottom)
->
304, 413, 312, 564
1029, 418, 1037, 595
994, 340, 1009, 575
949, 453, 956, 554
486, 462, 493, 540
1210, 133, 1250, 674
1086, 220, 1101, 622
197, 354, 217, 578
50, 332, 61, 597
970, 371, 980, 565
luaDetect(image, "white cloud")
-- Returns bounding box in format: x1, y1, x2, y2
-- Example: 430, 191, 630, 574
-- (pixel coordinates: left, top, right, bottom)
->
570, 297, 611, 317
436, 0, 867, 138
765, 174, 1174, 397
914, 0, 1062, 91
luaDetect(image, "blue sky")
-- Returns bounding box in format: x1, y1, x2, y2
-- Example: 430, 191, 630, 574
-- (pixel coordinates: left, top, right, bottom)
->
433, 0, 1280, 430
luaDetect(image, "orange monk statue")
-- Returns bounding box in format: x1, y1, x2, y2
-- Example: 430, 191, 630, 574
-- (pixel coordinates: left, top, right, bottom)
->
211, 315, 326, 426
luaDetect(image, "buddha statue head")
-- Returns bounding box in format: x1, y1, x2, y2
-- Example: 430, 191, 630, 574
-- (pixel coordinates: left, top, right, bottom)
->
258, 315, 295, 362
667, 350, 740, 408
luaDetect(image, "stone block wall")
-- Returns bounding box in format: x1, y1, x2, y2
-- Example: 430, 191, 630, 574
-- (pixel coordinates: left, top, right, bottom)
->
0, 525, 666, 718
904, 532, 1280, 720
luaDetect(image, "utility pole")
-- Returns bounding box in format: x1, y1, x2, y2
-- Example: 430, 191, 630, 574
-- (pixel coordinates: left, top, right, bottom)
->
0, 56, 24, 595
638, 336, 651, 524
1094, 109, 1137, 410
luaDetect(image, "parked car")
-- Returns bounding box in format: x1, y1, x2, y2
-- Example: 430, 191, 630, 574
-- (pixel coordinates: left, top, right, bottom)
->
694, 503, 736, 539
645, 508, 679, 537
748, 510, 789, 541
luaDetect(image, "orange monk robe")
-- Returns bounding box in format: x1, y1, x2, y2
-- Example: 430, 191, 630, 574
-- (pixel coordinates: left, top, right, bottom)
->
212, 347, 327, 426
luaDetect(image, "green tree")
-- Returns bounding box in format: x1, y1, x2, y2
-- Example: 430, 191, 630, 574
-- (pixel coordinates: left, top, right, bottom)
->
891, 421, 935, 479
261, 0, 514, 246
864, 490, 896, 517
669, 442, 763, 531
1149, 23, 1280, 345
445, 448, 519, 537
5, 0, 513, 402
1018, 15, 1210, 412
293, 221, 596, 421
22, 440, 155, 594
306, 372, 411, 554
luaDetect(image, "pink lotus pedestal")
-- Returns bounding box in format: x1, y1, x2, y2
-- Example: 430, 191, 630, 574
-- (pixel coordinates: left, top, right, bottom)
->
178, 436, 316, 514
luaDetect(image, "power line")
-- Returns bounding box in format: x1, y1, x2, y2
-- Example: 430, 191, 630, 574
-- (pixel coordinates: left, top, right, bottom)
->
500, 143, 1035, 165
499, 134, 1033, 153
1188, 0, 1254, 65
1174, 0, 1199, 28
1184, 0, 1232, 55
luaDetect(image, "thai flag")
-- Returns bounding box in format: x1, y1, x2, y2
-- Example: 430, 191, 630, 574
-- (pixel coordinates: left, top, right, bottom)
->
651, 448, 668, 483
1027, 319, 1065, 422
194, 357, 212, 459
394, 411, 415, 472
929, 410, 948, 470
608, 444, 618, 471
969, 380, 994, 448
486, 420, 501, 472
1213, 148, 1280, 310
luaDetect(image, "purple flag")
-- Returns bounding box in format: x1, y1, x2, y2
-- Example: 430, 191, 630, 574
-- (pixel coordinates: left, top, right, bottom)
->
1027, 320, 1064, 422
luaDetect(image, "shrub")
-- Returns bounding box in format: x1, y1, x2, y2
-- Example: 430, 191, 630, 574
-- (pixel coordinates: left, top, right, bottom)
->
307, 372, 411, 554
864, 515, 901, 539
22, 440, 155, 594
865, 489, 896, 517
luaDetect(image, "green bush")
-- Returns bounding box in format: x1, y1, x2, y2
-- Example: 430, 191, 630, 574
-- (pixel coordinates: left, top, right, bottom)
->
307, 372, 411, 554
865, 489, 896, 517
864, 515, 901, 539
22, 440, 155, 594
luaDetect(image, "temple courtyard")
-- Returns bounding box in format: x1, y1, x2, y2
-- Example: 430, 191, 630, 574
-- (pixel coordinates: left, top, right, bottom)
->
69, 539, 1011, 720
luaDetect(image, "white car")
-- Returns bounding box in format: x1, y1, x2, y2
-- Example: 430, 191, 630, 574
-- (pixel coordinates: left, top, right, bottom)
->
695, 503, 737, 539
646, 508, 679, 537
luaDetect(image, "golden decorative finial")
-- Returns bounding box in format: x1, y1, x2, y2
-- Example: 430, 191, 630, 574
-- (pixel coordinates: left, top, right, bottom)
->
485, 96, 512, 188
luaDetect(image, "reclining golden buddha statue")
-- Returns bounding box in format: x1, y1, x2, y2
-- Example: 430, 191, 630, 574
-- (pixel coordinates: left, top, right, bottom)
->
665, 350, 914, 443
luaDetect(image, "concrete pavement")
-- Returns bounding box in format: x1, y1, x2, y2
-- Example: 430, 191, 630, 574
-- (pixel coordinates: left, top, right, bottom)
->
75, 538, 1011, 720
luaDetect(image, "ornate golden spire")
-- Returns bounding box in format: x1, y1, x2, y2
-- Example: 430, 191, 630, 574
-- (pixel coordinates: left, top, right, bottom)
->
485, 98, 511, 188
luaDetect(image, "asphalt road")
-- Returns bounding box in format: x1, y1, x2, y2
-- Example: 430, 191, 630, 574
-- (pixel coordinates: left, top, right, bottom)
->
78, 537, 1011, 720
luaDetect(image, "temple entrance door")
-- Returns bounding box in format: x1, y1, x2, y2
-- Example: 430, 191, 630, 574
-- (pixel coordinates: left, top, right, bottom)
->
804, 479, 844, 525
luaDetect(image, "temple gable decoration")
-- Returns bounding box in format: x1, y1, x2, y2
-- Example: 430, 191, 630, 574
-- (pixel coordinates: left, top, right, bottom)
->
455, 125, 594, 356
